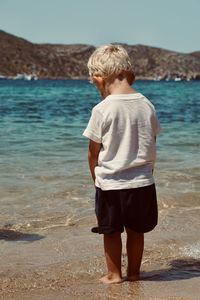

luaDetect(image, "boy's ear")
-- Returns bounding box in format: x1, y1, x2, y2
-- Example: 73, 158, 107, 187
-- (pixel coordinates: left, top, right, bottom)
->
92, 76, 105, 90
92, 75, 108, 98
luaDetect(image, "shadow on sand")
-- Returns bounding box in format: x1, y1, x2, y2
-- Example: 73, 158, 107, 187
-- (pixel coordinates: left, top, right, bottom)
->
141, 258, 200, 281
0, 229, 45, 242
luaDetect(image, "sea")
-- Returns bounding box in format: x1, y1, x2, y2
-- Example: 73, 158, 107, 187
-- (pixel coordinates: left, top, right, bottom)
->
0, 79, 200, 298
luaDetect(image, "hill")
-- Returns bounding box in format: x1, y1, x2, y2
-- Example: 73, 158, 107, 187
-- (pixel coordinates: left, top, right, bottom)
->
0, 30, 200, 80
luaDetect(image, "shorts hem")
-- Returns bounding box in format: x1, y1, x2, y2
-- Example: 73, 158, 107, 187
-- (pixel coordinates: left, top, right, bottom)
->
91, 226, 124, 234
91, 224, 157, 234
124, 223, 158, 233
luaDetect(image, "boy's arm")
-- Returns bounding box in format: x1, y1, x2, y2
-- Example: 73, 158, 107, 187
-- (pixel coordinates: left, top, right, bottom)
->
88, 140, 102, 183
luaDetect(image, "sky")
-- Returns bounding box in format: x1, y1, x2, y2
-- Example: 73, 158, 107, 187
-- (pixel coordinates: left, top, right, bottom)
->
0, 0, 199, 53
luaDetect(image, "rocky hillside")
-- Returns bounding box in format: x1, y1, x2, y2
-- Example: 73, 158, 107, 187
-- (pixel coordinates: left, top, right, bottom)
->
0, 30, 200, 80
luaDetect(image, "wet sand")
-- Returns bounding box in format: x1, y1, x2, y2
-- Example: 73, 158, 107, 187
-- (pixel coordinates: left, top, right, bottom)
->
0, 192, 200, 300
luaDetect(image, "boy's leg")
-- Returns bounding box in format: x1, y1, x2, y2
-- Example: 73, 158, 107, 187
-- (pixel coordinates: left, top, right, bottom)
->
125, 227, 144, 281
101, 232, 123, 284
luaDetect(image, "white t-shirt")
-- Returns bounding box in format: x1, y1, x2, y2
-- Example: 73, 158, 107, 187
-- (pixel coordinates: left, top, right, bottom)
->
83, 93, 161, 190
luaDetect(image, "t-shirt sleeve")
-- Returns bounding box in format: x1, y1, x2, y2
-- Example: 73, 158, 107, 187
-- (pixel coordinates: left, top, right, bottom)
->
83, 108, 104, 143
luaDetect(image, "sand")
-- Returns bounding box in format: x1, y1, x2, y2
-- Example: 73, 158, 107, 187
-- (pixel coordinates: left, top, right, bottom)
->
1, 193, 200, 299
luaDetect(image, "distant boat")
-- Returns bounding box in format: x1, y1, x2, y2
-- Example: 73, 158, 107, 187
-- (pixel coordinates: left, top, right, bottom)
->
14, 73, 38, 80
174, 77, 182, 81
154, 76, 161, 81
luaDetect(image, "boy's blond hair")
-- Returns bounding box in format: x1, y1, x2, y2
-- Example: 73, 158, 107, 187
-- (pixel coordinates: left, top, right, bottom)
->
87, 44, 134, 80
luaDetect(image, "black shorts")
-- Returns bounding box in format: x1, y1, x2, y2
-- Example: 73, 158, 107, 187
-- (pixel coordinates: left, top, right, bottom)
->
92, 184, 158, 234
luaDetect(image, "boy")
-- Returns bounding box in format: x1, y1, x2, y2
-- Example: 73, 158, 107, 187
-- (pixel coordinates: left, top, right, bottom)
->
83, 45, 160, 284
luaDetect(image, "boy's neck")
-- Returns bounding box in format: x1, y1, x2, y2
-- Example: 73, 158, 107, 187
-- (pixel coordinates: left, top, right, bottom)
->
105, 77, 137, 96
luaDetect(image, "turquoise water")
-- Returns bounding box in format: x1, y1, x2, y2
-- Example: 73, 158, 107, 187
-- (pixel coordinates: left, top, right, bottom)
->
0, 79, 199, 228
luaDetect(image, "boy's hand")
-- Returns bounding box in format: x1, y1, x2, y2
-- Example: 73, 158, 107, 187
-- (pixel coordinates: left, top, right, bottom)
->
88, 140, 102, 183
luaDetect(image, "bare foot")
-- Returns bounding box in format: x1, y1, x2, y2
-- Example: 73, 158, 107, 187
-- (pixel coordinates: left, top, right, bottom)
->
126, 274, 140, 281
100, 274, 123, 284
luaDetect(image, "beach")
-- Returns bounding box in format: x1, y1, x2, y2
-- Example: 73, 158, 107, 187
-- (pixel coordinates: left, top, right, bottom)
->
0, 80, 200, 299
1, 191, 200, 299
